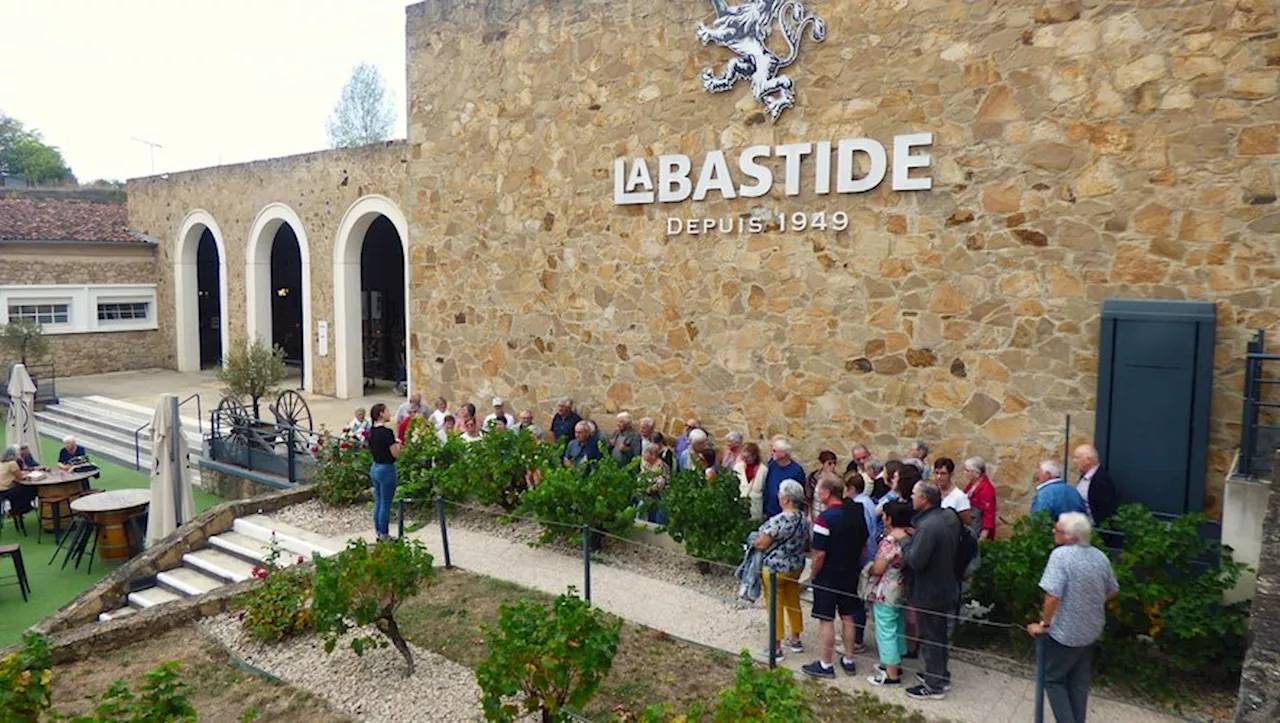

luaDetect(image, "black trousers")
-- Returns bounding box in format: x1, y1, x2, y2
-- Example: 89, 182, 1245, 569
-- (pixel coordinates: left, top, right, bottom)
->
915, 604, 951, 690
1042, 636, 1093, 723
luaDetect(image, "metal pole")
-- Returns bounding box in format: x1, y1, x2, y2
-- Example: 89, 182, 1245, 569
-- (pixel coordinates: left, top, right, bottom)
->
767, 569, 778, 669
397, 498, 406, 539
286, 426, 297, 484
169, 394, 183, 527
435, 496, 452, 569
1033, 635, 1046, 723
582, 524, 592, 604
1063, 414, 1071, 482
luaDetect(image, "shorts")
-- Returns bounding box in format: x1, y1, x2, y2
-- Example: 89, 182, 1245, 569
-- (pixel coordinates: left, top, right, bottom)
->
811, 579, 858, 621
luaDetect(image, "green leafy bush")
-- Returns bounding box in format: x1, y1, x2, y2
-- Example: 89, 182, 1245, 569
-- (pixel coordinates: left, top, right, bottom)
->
312, 431, 372, 505
465, 428, 557, 510
660, 468, 756, 564
238, 540, 314, 642
1098, 505, 1250, 693
312, 538, 436, 676
967, 511, 1056, 624
395, 427, 475, 503
61, 662, 197, 723
516, 453, 642, 548
476, 589, 622, 723
0, 632, 53, 722
712, 650, 812, 723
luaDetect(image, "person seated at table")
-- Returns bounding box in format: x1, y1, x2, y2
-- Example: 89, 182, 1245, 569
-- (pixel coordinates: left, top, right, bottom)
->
17, 444, 42, 471
57, 436, 98, 476
0, 447, 37, 516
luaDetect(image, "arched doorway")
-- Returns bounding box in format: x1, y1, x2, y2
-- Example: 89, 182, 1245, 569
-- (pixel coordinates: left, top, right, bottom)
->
360, 216, 406, 389
334, 196, 410, 400
174, 211, 229, 372
245, 203, 313, 391
195, 229, 223, 368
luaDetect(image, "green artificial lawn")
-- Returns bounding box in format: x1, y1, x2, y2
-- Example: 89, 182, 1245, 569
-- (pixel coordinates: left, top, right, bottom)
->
0, 427, 222, 647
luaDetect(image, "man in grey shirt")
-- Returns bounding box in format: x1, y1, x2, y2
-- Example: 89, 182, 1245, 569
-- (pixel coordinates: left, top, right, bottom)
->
1027, 512, 1119, 723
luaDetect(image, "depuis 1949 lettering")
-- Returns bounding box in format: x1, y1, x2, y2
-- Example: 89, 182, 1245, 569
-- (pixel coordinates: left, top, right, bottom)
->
667, 211, 850, 236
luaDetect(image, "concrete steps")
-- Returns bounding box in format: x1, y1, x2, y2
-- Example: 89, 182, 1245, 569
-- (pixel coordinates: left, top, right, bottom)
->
97, 515, 345, 623
35, 395, 206, 488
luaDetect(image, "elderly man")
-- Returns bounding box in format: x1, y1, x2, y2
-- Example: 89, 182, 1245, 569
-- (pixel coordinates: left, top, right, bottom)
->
907, 440, 931, 480
721, 431, 744, 470
844, 443, 872, 475
638, 417, 659, 444
551, 397, 582, 443
395, 393, 423, 427
515, 409, 544, 441
802, 475, 868, 679
1071, 444, 1117, 525
1031, 461, 1087, 521
865, 457, 888, 501
677, 429, 711, 472
674, 417, 701, 462
896, 481, 960, 700
763, 438, 806, 518
563, 421, 603, 468
17, 444, 42, 471
483, 397, 516, 431
608, 412, 642, 466
57, 436, 91, 471
1027, 512, 1119, 723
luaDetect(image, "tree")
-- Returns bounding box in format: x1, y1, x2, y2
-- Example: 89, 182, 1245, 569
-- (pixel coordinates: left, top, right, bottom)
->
326, 63, 396, 148
214, 338, 287, 419
0, 320, 49, 365
0, 112, 74, 184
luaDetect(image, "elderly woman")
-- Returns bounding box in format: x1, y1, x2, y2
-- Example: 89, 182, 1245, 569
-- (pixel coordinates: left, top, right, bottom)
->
678, 428, 711, 472
753, 479, 810, 658
638, 441, 670, 524
1, 446, 38, 520
721, 431, 744, 470
735, 442, 768, 520
963, 456, 998, 540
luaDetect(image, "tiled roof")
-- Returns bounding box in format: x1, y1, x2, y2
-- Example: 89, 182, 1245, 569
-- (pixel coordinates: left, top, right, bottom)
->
0, 197, 139, 243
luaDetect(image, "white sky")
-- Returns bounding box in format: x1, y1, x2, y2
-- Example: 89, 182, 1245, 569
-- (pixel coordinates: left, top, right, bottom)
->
0, 0, 410, 182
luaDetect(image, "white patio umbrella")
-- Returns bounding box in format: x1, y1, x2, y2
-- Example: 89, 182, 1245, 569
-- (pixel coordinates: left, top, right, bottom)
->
147, 393, 195, 546
4, 364, 40, 457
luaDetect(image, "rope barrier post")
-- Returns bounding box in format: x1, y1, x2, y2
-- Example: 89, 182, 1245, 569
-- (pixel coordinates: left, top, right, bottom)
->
397, 498, 406, 540
1033, 635, 1046, 723
767, 569, 778, 670
435, 495, 452, 569
582, 524, 592, 604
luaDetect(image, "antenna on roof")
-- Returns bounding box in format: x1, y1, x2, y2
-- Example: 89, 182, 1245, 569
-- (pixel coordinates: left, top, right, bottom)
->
131, 137, 163, 174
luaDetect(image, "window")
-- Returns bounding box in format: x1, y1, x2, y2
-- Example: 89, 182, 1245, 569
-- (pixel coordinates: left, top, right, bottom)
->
97, 301, 150, 321
8, 303, 69, 325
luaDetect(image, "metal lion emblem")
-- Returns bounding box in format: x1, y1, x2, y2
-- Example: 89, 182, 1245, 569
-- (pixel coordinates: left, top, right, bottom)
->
696, 0, 827, 121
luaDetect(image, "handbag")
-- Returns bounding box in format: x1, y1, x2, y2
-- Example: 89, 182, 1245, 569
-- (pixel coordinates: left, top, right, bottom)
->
857, 560, 876, 601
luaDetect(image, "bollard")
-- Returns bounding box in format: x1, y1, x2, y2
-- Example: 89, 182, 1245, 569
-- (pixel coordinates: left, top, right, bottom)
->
582, 524, 592, 604
435, 496, 452, 569
1033, 634, 1046, 723
767, 569, 778, 670
397, 498, 406, 539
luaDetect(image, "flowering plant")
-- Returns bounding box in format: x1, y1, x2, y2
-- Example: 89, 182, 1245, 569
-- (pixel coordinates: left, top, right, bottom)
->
238, 536, 315, 643
313, 430, 373, 505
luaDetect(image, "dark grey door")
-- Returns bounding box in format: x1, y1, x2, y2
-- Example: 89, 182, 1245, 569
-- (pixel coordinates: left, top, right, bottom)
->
1095, 300, 1215, 517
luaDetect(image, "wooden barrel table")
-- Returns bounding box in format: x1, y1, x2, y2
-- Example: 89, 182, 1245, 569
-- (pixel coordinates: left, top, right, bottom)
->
19, 469, 97, 532
70, 489, 151, 562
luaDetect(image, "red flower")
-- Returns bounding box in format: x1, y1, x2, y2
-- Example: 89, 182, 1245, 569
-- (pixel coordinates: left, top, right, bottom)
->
250, 565, 269, 579
339, 441, 351, 450
296, 555, 305, 564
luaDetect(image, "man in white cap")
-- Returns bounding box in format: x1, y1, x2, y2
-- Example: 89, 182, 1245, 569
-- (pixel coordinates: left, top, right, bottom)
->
483, 397, 515, 431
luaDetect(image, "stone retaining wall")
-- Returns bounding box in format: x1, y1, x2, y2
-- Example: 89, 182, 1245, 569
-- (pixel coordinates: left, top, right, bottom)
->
1235, 452, 1280, 721
35, 487, 314, 634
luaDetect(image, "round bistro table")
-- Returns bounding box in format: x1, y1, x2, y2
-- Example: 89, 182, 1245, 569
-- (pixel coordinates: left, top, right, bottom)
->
19, 469, 98, 532
70, 488, 151, 562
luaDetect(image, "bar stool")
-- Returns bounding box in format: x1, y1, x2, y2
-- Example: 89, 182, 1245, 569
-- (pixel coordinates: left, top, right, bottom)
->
38, 493, 72, 545
0, 544, 31, 602
49, 513, 94, 570
0, 500, 30, 539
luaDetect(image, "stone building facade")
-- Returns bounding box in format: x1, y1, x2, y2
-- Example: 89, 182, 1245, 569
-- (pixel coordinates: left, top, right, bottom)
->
126, 0, 1279, 516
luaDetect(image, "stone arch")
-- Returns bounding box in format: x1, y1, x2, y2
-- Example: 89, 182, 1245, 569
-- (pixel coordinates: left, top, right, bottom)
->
174, 210, 230, 372
245, 203, 314, 392
333, 195, 411, 400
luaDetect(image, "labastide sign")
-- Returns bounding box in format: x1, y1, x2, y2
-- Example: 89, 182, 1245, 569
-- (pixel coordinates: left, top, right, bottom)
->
608, 2, 935, 236
612, 135, 935, 236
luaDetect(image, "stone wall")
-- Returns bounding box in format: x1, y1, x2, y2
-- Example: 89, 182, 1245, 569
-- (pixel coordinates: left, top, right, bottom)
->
1235, 452, 1280, 721
402, 0, 1280, 515
0, 242, 164, 375
126, 143, 411, 394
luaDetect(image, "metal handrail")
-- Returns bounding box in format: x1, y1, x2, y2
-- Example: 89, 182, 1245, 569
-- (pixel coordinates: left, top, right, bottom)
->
1240, 329, 1279, 479
132, 393, 203, 470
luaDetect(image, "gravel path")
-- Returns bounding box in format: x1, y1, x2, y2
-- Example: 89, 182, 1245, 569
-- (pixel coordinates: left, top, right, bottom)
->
199, 613, 484, 723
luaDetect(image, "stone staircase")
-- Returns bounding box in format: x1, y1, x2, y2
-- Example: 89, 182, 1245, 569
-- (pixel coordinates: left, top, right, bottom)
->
98, 514, 345, 622
34, 395, 206, 488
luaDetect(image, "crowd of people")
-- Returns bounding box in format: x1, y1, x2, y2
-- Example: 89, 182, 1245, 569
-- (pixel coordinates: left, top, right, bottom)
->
349, 394, 1122, 717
